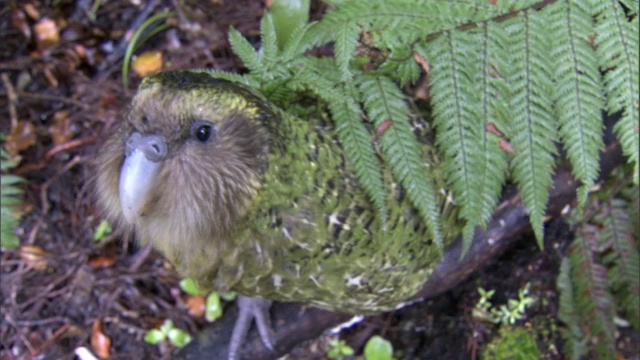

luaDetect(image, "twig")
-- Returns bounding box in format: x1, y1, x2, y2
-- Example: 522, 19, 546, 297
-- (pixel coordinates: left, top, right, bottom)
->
15, 140, 95, 175
39, 155, 87, 214
18, 92, 90, 110
45, 137, 98, 160
32, 323, 72, 356
18, 265, 82, 311
1, 73, 18, 128
15, 317, 68, 327
3, 312, 38, 356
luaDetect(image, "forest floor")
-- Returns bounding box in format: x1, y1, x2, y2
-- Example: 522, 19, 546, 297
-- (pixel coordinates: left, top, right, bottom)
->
1, 1, 638, 359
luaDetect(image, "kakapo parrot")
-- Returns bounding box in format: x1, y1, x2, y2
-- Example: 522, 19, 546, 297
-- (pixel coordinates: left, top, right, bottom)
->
95, 70, 452, 359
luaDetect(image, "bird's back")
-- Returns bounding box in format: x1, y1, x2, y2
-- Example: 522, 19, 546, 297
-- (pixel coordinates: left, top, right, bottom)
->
218, 107, 445, 314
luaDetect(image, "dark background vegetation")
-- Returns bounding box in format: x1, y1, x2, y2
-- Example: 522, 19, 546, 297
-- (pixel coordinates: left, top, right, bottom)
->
1, 1, 638, 359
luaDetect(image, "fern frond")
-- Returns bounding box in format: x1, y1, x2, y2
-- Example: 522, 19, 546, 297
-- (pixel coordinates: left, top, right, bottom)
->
304, 0, 508, 73
626, 181, 640, 237
458, 21, 513, 252
427, 29, 488, 255
601, 198, 640, 330
334, 22, 359, 80
550, 0, 605, 205
260, 13, 279, 71
507, 9, 557, 247
1, 149, 23, 250
557, 258, 588, 360
379, 43, 420, 86
228, 27, 262, 73
329, 86, 388, 224
593, 1, 640, 183
281, 23, 313, 62
569, 226, 616, 359
358, 74, 442, 249
291, 57, 345, 103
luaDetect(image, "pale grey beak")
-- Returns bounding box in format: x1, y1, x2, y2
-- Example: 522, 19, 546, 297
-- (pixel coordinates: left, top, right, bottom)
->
119, 132, 167, 223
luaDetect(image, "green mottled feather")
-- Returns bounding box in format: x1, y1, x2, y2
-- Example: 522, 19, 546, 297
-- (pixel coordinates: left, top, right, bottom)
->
98, 70, 454, 314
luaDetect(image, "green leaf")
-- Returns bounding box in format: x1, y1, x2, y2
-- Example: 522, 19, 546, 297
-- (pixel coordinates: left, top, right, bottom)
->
364, 335, 393, 360
569, 229, 616, 359
93, 220, 112, 241
205, 293, 223, 322
144, 329, 166, 344
592, 1, 639, 184
602, 198, 640, 330
358, 74, 443, 249
260, 13, 279, 69
228, 27, 261, 73
334, 22, 359, 80
507, 9, 557, 248
328, 85, 388, 224
428, 29, 493, 257
327, 338, 354, 359
159, 319, 174, 334
1, 175, 23, 186
180, 278, 206, 295
280, 23, 312, 61
550, 1, 605, 205
167, 328, 192, 347
1, 149, 23, 250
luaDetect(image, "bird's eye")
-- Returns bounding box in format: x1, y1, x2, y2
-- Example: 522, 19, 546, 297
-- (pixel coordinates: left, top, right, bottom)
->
191, 121, 216, 143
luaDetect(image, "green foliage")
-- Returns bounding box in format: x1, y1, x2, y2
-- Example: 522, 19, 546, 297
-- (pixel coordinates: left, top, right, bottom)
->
204, 293, 223, 322
364, 335, 393, 360
550, 1, 605, 205
93, 220, 112, 241
507, 9, 557, 249
357, 74, 442, 245
473, 283, 536, 325
557, 173, 639, 360
210, 0, 637, 255
179, 278, 224, 322
144, 319, 192, 348
326, 338, 354, 360
180, 278, 206, 295
481, 325, 540, 360
1, 149, 23, 250
592, 0, 639, 184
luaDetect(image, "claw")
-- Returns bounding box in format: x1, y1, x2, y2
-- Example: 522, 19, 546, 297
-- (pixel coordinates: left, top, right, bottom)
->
228, 296, 274, 360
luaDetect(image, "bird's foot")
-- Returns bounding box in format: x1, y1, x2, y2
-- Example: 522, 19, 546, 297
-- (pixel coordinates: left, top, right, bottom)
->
228, 296, 274, 360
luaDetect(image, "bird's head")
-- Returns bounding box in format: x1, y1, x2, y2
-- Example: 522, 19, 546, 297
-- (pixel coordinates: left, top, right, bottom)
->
95, 71, 276, 273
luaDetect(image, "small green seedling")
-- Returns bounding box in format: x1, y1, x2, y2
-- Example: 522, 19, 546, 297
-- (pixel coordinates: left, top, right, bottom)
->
93, 220, 112, 241
144, 319, 192, 348
327, 338, 354, 360
179, 278, 224, 322
474, 283, 535, 325
205, 292, 223, 322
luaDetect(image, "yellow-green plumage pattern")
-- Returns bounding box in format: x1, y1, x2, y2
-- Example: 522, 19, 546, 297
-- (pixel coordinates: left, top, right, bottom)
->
228, 110, 442, 313
96, 70, 453, 315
